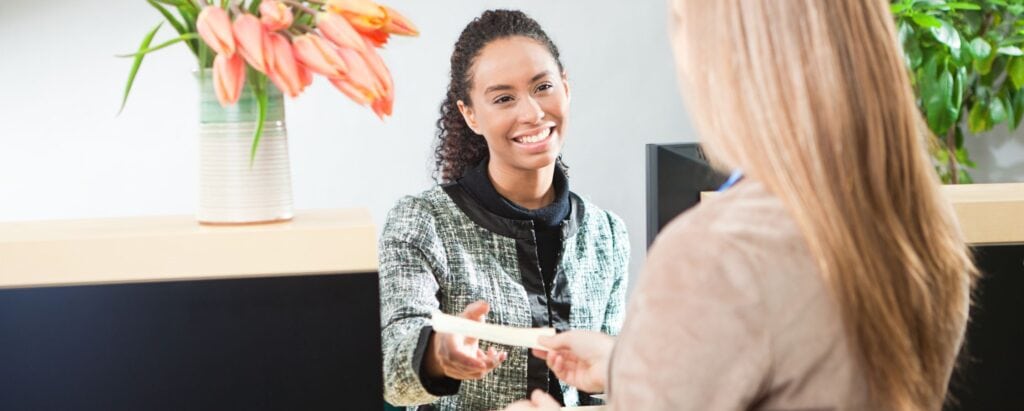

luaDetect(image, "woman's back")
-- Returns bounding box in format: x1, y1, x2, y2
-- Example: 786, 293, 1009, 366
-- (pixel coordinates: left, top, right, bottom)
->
608, 180, 961, 409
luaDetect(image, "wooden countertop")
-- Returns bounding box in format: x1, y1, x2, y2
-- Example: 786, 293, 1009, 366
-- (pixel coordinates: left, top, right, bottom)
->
0, 209, 377, 289
700, 183, 1024, 245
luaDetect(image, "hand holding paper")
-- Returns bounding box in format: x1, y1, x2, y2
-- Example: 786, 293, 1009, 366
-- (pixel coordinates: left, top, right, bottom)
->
431, 308, 556, 350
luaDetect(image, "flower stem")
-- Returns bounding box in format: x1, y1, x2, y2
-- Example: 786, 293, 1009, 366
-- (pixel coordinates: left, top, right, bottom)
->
281, 0, 319, 16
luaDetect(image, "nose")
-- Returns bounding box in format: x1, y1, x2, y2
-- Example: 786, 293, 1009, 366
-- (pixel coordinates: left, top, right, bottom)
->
518, 95, 545, 124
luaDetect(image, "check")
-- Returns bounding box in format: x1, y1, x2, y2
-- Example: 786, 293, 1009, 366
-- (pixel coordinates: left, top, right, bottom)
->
431, 310, 556, 350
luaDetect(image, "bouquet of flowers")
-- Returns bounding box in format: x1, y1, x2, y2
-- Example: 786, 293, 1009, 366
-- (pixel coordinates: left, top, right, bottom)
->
119, 0, 417, 154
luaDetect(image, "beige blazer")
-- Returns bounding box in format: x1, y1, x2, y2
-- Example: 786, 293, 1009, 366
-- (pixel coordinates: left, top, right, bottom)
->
608, 180, 894, 410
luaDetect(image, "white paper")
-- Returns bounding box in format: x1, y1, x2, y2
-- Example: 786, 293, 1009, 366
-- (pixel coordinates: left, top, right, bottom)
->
430, 310, 556, 350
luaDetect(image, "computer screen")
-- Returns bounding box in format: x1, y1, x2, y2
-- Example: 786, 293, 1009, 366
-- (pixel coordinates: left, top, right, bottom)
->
645, 143, 728, 246
0, 272, 382, 410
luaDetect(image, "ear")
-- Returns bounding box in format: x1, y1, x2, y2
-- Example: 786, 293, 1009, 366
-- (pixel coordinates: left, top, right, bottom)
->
457, 100, 481, 135
561, 71, 571, 103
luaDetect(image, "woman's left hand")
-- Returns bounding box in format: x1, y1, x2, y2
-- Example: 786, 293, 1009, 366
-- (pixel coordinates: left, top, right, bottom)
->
496, 390, 561, 411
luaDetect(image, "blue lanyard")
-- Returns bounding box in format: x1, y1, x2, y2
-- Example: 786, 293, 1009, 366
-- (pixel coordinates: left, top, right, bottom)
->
717, 169, 744, 192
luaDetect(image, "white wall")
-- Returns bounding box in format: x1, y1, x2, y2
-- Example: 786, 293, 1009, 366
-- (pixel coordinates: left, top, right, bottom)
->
0, 0, 695, 276
3, 1, 1021, 277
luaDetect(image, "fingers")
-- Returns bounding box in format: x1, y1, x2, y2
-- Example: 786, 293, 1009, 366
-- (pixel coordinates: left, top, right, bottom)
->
461, 300, 490, 322
529, 389, 561, 407
531, 348, 548, 360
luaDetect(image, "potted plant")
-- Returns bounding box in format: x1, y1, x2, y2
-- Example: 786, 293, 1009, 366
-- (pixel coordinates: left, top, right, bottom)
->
893, 0, 1024, 183
118, 0, 417, 223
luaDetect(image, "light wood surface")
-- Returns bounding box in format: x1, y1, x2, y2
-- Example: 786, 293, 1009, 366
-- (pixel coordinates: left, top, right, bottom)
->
942, 183, 1024, 245
0, 209, 377, 289
702, 183, 1024, 245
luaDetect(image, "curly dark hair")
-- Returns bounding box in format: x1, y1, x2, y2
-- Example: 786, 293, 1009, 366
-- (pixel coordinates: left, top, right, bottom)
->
433, 9, 566, 183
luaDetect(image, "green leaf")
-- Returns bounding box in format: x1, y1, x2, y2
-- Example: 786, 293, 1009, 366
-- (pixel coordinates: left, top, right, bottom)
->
997, 46, 1024, 56
989, 94, 1008, 123
912, 14, 943, 29
1003, 89, 1018, 130
1010, 56, 1024, 89
146, 0, 188, 37
947, 2, 982, 10
958, 169, 974, 184
969, 37, 992, 60
930, 19, 962, 51
899, 21, 924, 69
118, 22, 163, 115
115, 33, 198, 57
1013, 88, 1024, 129
968, 101, 991, 133
922, 57, 958, 134
891, 3, 910, 14
248, 0, 263, 14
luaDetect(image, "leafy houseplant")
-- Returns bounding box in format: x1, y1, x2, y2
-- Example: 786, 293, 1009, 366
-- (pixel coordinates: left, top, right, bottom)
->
893, 0, 1024, 183
117, 0, 417, 224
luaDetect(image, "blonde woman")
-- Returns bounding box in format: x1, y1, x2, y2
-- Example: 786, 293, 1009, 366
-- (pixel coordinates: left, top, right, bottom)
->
504, 1, 977, 410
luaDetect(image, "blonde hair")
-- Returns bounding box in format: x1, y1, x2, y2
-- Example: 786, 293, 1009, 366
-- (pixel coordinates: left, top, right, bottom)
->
668, 0, 977, 409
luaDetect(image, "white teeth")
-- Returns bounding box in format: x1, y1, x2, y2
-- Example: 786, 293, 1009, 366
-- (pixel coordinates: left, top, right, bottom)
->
517, 128, 551, 144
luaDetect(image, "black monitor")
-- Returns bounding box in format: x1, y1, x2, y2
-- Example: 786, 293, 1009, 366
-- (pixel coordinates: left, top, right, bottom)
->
645, 143, 729, 246
0, 272, 382, 410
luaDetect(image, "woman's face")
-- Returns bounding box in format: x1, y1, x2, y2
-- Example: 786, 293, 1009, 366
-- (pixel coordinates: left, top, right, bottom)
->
458, 36, 570, 174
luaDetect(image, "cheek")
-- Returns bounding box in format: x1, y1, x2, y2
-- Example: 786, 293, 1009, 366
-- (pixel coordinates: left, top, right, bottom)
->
477, 108, 518, 140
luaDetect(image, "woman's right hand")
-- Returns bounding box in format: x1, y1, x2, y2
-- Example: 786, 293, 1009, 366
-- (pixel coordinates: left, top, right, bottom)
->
424, 300, 508, 380
533, 330, 615, 393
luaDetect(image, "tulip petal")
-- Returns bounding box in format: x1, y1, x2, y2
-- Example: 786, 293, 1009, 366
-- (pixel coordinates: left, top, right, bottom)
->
317, 12, 366, 52
330, 78, 373, 106
213, 53, 246, 106
259, 0, 294, 32
197, 7, 236, 56
266, 33, 304, 97
233, 13, 269, 73
292, 34, 349, 78
382, 6, 418, 36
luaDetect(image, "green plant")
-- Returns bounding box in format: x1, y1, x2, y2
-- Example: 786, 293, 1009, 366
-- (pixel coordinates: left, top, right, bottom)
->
893, 0, 1024, 183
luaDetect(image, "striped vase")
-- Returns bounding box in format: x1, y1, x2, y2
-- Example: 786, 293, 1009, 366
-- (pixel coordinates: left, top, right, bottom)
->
196, 70, 294, 224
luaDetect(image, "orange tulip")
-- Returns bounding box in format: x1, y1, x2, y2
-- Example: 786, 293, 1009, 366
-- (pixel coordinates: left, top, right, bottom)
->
197, 6, 236, 56
299, 64, 313, 88
213, 53, 246, 106
358, 40, 393, 117
326, 0, 387, 32
317, 12, 366, 53
259, 0, 294, 32
329, 47, 381, 109
382, 6, 418, 37
266, 33, 305, 97
329, 78, 373, 106
292, 34, 349, 78
233, 13, 270, 73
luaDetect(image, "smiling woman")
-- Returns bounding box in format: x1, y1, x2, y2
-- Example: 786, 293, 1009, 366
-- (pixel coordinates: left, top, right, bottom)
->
377, 9, 630, 411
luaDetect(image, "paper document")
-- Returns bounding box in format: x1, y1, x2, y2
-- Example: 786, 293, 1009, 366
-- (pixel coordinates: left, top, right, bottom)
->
431, 310, 556, 350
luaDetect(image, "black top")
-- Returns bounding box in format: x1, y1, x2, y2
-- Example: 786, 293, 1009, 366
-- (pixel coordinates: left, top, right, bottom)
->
458, 158, 570, 289
411, 158, 572, 407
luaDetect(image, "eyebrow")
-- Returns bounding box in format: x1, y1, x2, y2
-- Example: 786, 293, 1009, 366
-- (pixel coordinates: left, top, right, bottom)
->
483, 71, 554, 95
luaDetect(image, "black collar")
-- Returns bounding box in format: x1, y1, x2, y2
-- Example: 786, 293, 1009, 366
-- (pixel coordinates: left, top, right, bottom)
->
456, 158, 571, 231
442, 168, 582, 241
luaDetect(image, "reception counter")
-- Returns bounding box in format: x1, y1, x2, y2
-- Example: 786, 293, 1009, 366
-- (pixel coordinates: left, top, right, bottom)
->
0, 209, 382, 410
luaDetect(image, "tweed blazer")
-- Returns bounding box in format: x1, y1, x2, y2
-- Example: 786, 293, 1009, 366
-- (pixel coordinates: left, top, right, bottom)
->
380, 184, 629, 411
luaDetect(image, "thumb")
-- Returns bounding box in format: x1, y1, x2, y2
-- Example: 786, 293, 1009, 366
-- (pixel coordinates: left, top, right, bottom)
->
530, 389, 561, 407
537, 332, 571, 351
461, 300, 490, 322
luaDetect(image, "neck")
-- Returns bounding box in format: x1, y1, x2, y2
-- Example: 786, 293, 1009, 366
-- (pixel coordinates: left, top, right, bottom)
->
487, 160, 556, 210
